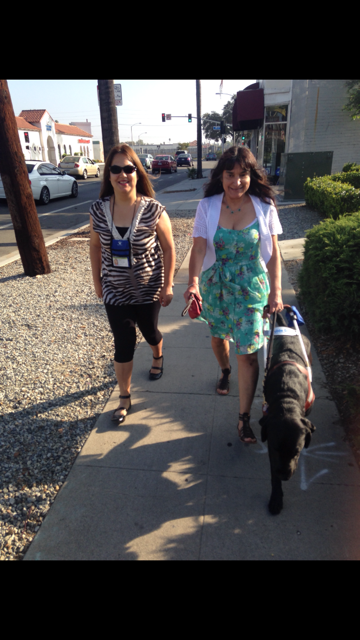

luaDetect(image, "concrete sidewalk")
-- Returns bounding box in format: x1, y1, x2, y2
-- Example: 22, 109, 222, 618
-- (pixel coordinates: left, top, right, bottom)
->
23, 173, 360, 560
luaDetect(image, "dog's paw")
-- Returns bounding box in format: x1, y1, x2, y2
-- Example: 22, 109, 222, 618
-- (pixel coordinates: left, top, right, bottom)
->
268, 493, 283, 515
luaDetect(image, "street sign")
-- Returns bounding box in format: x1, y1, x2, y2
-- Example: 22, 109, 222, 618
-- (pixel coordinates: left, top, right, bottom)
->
213, 126, 220, 130
166, 114, 171, 120
114, 83, 122, 106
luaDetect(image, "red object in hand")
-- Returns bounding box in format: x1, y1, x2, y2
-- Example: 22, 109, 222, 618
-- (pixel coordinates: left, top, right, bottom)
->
181, 293, 202, 319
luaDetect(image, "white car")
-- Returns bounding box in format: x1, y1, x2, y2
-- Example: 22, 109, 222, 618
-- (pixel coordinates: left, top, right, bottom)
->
0, 161, 78, 205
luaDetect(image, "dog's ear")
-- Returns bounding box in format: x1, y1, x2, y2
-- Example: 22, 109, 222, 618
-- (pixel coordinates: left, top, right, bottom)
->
301, 418, 316, 448
259, 415, 268, 442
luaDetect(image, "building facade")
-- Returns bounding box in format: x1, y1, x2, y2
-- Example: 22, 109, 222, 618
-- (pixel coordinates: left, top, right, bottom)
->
233, 80, 360, 184
15, 110, 93, 165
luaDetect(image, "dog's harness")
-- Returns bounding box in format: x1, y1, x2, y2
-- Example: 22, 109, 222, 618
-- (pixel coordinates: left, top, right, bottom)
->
262, 305, 315, 416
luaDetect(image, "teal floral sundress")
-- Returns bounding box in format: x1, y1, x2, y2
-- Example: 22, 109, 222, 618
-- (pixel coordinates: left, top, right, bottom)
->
198, 220, 270, 354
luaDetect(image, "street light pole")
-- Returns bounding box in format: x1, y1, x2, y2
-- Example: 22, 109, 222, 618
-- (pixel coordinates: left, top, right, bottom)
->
196, 80, 203, 178
131, 122, 141, 146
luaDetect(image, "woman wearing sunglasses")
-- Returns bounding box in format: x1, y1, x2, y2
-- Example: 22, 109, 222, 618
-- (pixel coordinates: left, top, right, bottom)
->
89, 144, 175, 424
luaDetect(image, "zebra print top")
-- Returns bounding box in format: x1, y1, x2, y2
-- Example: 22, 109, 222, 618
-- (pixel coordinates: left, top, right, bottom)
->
90, 196, 165, 305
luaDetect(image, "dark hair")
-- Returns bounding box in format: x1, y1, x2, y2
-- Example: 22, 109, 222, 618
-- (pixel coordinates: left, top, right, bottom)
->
203, 146, 276, 205
99, 143, 155, 199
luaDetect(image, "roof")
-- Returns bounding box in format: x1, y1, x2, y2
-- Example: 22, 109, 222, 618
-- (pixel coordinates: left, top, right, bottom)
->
17, 109, 93, 138
55, 123, 93, 138
16, 116, 40, 131
19, 109, 50, 123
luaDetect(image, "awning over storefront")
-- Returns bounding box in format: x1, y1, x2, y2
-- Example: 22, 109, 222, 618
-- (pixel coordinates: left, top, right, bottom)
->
233, 82, 264, 131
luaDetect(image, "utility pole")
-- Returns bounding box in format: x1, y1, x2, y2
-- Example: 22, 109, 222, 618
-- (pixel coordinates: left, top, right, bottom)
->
98, 80, 119, 161
196, 80, 203, 178
0, 79, 51, 277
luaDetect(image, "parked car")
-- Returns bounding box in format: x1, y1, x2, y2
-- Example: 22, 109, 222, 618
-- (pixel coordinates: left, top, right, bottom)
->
138, 154, 152, 170
0, 161, 78, 205
175, 150, 188, 160
205, 152, 217, 161
176, 153, 193, 167
58, 156, 100, 180
152, 155, 177, 174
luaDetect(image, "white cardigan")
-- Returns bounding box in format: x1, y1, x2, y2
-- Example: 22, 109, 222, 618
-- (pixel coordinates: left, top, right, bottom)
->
192, 193, 283, 272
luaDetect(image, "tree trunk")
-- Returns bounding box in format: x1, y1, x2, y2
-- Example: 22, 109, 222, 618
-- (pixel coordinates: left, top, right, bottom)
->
98, 80, 119, 162
0, 79, 51, 277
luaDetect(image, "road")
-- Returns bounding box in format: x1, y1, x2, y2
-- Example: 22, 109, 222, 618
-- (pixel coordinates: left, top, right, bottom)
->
0, 162, 215, 264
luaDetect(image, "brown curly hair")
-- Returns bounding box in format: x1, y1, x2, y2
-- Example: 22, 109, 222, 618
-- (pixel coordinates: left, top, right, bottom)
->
203, 146, 276, 205
99, 144, 155, 200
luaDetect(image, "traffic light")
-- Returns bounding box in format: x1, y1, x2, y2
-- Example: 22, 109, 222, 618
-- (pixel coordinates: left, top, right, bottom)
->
188, 114, 192, 122
220, 121, 225, 135
162, 113, 165, 122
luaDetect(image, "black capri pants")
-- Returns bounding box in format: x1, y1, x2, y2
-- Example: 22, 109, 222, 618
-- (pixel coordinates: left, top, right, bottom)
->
105, 301, 162, 363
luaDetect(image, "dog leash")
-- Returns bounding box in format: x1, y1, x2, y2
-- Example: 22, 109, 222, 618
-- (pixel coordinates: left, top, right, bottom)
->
262, 306, 276, 415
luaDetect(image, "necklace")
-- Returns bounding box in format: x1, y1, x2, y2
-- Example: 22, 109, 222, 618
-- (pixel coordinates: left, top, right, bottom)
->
224, 194, 246, 215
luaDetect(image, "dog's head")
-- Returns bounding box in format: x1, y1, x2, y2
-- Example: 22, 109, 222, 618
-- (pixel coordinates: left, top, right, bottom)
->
259, 414, 316, 481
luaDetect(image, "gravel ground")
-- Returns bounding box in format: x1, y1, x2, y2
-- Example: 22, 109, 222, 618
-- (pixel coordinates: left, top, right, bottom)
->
1, 204, 359, 560
0, 210, 195, 561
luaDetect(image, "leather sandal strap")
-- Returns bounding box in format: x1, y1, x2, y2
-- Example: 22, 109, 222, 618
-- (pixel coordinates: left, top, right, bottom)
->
119, 394, 131, 399
221, 366, 231, 375
238, 412, 256, 442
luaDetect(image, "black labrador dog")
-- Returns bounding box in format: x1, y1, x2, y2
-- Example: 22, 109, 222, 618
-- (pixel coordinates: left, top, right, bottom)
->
259, 311, 316, 515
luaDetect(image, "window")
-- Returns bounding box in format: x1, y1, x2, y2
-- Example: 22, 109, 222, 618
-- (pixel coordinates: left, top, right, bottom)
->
263, 105, 288, 181
69, 145, 72, 155
265, 105, 288, 123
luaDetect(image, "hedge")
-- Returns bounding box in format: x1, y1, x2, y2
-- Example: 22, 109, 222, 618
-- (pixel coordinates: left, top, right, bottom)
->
342, 162, 360, 173
330, 171, 360, 190
298, 212, 360, 337
304, 176, 360, 219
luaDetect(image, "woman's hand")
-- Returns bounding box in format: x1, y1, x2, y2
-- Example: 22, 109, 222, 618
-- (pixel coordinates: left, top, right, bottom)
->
160, 286, 174, 307
184, 283, 202, 303
94, 279, 103, 300
264, 289, 283, 316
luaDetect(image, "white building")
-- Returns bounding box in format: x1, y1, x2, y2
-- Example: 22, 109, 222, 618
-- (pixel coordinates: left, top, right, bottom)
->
69, 119, 92, 135
16, 109, 93, 165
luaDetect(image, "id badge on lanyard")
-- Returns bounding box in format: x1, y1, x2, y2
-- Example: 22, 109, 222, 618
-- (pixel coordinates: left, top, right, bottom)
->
111, 238, 131, 268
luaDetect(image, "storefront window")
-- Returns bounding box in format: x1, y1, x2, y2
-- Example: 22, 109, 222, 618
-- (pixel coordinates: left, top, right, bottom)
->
265, 105, 288, 123
263, 106, 288, 183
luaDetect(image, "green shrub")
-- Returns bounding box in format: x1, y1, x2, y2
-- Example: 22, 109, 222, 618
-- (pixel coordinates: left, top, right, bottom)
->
342, 162, 360, 173
187, 166, 197, 179
330, 171, 360, 189
298, 212, 360, 337
304, 176, 360, 219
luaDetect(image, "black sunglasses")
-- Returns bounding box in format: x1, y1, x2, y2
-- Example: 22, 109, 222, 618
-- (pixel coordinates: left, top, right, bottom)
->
110, 164, 137, 175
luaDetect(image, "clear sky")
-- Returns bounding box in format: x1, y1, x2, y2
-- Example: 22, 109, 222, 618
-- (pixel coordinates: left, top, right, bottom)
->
7, 79, 256, 145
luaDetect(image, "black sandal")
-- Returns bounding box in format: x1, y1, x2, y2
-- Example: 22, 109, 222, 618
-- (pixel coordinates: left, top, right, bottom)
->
238, 412, 257, 444
111, 394, 131, 424
217, 366, 231, 395
149, 355, 164, 380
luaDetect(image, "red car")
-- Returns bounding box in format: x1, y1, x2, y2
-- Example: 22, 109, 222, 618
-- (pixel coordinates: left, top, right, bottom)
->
152, 155, 177, 174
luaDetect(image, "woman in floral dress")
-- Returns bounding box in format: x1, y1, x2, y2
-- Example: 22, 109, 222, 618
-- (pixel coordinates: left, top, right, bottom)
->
184, 147, 283, 444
